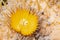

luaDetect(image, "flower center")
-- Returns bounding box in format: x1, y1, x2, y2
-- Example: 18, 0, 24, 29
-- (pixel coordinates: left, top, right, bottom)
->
20, 19, 28, 26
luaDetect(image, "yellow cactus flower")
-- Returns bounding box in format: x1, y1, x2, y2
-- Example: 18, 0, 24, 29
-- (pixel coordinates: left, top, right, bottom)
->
11, 8, 38, 36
